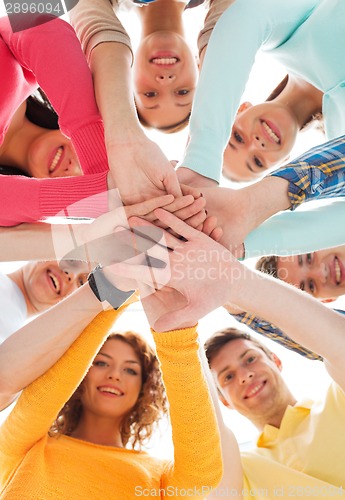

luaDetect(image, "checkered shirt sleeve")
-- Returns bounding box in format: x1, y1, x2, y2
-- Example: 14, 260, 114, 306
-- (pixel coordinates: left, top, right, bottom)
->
270, 135, 345, 210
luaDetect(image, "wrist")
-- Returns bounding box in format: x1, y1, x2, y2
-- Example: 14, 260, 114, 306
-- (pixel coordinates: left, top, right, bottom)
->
88, 265, 135, 310
245, 177, 291, 231
223, 258, 251, 307
105, 124, 144, 149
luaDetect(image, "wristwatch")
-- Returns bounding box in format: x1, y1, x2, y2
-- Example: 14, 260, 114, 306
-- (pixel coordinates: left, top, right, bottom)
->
88, 265, 135, 310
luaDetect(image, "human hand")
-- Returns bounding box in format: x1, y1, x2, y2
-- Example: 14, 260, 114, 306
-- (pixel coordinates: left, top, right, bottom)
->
111, 210, 240, 331
200, 186, 252, 257
52, 193, 174, 268
107, 132, 182, 205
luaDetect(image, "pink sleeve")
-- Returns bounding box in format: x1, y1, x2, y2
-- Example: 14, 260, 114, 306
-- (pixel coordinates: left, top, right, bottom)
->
0, 172, 109, 227
0, 16, 108, 175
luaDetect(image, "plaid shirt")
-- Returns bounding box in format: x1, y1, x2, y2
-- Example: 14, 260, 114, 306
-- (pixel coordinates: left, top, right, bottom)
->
231, 308, 345, 360
270, 135, 345, 210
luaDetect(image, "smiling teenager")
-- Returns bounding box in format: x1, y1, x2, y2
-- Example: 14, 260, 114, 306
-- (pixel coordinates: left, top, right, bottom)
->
0, 15, 115, 227
0, 95, 82, 179
179, 0, 345, 184
257, 245, 345, 301
0, 260, 89, 345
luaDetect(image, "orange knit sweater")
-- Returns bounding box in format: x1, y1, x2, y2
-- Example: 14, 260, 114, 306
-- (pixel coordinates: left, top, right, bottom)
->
0, 307, 222, 499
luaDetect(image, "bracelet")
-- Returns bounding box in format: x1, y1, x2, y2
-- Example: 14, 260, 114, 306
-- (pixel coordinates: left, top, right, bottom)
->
88, 265, 135, 310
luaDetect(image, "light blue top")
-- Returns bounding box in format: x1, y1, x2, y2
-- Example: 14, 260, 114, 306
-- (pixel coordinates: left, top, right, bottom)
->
244, 199, 345, 258
181, 0, 345, 182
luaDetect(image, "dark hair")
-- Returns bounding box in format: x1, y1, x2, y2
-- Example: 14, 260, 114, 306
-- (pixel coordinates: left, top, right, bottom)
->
204, 327, 272, 366
266, 74, 324, 132
50, 331, 168, 450
256, 256, 279, 278
0, 89, 59, 177
137, 110, 191, 134
25, 89, 59, 130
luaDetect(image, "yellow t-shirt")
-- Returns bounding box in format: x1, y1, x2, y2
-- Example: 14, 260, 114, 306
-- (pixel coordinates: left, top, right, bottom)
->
240, 383, 345, 499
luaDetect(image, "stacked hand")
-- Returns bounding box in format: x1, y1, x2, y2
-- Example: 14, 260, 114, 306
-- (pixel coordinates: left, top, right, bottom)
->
110, 209, 243, 331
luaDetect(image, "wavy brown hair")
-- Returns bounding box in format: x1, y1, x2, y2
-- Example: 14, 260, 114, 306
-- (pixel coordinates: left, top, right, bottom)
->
49, 332, 168, 449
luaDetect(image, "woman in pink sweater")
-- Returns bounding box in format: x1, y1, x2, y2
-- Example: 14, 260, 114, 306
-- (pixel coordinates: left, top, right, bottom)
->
0, 15, 112, 226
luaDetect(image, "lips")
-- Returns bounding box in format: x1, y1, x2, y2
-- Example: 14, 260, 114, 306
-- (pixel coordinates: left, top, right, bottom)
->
244, 380, 266, 399
98, 386, 124, 397
49, 146, 64, 174
333, 256, 344, 285
261, 120, 281, 144
149, 52, 180, 66
46, 269, 62, 295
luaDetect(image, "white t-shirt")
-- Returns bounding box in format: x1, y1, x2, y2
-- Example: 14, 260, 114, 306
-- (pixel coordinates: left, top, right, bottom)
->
0, 271, 27, 344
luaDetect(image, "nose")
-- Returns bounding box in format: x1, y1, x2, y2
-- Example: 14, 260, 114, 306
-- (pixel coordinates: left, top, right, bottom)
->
107, 367, 121, 381
254, 134, 265, 148
155, 73, 176, 84
63, 269, 75, 283
63, 159, 82, 178
239, 369, 254, 385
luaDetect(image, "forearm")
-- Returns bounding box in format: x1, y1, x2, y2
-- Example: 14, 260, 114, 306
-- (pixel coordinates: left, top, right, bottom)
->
244, 199, 345, 259
0, 222, 86, 262
0, 172, 109, 227
153, 327, 223, 492
90, 42, 141, 146
199, 346, 243, 498
227, 260, 345, 380
0, 284, 103, 408
270, 135, 345, 210
229, 310, 322, 360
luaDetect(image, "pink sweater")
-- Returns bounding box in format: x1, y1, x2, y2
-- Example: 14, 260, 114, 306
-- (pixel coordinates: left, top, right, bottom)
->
0, 16, 110, 226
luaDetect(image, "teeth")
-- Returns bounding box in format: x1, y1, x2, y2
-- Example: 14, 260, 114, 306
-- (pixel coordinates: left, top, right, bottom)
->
49, 147, 63, 173
335, 258, 341, 284
262, 121, 280, 144
48, 272, 60, 294
151, 57, 178, 65
247, 383, 263, 398
99, 387, 122, 396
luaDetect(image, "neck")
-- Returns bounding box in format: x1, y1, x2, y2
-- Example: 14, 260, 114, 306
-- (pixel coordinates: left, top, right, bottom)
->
253, 395, 297, 431
274, 75, 323, 129
7, 268, 36, 317
71, 414, 124, 447
137, 0, 186, 37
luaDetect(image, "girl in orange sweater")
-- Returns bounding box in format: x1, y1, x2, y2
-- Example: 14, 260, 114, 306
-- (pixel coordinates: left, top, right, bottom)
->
0, 305, 222, 499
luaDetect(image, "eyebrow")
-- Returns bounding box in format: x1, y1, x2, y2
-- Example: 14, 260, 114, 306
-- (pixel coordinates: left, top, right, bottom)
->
97, 352, 140, 365
143, 102, 192, 110
217, 349, 253, 379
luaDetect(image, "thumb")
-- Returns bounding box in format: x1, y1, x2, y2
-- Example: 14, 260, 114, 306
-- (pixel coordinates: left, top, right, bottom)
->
163, 170, 183, 198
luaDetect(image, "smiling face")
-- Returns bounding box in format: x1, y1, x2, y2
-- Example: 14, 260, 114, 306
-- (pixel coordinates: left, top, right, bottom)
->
21, 260, 89, 313
222, 102, 299, 182
27, 129, 82, 178
277, 246, 345, 299
133, 32, 198, 129
81, 339, 142, 422
210, 338, 292, 427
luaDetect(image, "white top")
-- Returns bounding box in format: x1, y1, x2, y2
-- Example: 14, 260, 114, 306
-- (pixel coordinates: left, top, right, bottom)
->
0, 271, 27, 344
